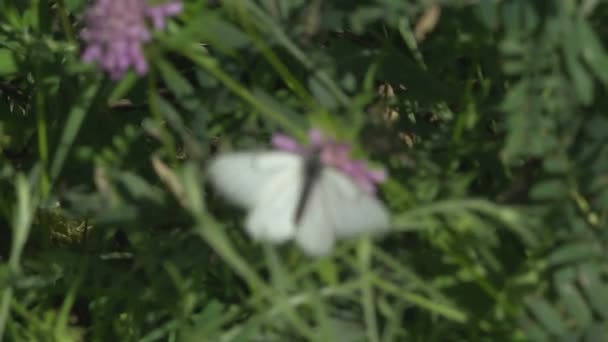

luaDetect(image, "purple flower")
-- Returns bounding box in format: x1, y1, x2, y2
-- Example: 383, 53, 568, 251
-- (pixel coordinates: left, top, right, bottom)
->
80, 0, 182, 80
272, 129, 387, 194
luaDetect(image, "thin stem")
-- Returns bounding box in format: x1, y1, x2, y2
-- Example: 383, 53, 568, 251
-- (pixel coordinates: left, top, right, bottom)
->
398, 17, 427, 70
0, 175, 38, 340
221, 281, 360, 340
359, 241, 379, 342
244, 2, 352, 108
371, 275, 468, 323
0, 288, 14, 340
177, 45, 304, 139
36, 78, 50, 198
148, 70, 178, 166
55, 0, 76, 43
237, 8, 316, 108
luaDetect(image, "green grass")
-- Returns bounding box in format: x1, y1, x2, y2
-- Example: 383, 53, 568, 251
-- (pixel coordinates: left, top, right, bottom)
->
1, 1, 608, 341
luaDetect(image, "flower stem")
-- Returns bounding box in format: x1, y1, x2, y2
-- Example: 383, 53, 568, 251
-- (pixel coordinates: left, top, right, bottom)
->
36, 78, 50, 198
55, 0, 76, 43
148, 70, 177, 165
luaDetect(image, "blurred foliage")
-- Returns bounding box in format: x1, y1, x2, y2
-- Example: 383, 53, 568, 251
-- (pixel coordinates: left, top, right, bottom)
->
1, 0, 608, 341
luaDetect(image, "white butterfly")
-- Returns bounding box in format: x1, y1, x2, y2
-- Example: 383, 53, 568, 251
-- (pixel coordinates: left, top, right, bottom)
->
207, 150, 390, 256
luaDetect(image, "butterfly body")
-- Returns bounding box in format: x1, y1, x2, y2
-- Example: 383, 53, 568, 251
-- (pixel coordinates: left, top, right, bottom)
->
294, 148, 323, 225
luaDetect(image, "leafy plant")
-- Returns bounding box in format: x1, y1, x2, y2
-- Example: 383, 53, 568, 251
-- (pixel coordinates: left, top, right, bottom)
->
1, 0, 607, 340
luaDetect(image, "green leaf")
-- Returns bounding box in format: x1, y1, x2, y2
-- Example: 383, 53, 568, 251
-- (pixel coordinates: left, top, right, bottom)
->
577, 17, 608, 85
64, 0, 85, 12
526, 297, 567, 336
543, 155, 569, 173
156, 58, 201, 111
308, 77, 338, 109
116, 171, 164, 204
518, 312, 550, 342
578, 263, 608, 320
51, 82, 99, 183
108, 72, 138, 103
529, 179, 567, 200
0, 49, 18, 76
548, 243, 601, 266
156, 59, 193, 97
186, 14, 252, 52
477, 0, 499, 30
584, 324, 608, 342
564, 49, 593, 105
349, 7, 384, 33
554, 267, 592, 330
251, 88, 304, 129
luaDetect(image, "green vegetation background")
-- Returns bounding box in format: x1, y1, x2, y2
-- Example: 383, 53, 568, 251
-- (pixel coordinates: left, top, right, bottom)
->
1, 0, 608, 341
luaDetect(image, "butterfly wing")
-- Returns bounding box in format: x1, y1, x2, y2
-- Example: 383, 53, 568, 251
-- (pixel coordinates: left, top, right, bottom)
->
322, 167, 391, 238
207, 151, 300, 209
294, 178, 337, 256
208, 151, 303, 243
245, 164, 302, 243
295, 167, 390, 256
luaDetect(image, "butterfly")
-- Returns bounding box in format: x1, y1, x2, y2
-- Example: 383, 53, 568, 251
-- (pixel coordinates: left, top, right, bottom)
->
207, 145, 390, 256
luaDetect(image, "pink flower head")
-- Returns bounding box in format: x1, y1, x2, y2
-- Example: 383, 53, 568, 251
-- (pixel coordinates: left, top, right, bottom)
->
80, 0, 182, 80
272, 129, 387, 194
